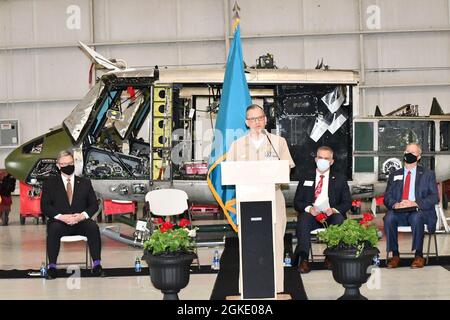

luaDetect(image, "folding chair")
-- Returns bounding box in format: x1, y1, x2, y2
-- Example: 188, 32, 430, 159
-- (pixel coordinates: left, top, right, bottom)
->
309, 228, 326, 262
385, 225, 439, 264
46, 235, 92, 269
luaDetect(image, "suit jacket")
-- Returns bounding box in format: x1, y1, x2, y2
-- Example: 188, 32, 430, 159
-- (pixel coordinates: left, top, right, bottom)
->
294, 170, 352, 217
383, 166, 439, 232
41, 175, 99, 220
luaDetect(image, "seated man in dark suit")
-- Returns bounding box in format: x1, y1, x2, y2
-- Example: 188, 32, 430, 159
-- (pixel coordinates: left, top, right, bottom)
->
294, 146, 351, 273
384, 143, 439, 269
41, 150, 103, 279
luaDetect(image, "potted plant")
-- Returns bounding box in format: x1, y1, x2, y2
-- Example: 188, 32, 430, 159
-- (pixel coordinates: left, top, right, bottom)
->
142, 218, 197, 300
317, 213, 380, 300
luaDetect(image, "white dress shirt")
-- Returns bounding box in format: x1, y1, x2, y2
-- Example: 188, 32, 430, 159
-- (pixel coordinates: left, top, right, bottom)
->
55, 174, 90, 221
305, 170, 331, 213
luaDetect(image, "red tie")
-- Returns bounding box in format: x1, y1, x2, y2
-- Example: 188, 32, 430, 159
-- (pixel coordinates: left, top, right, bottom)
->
315, 175, 325, 200
402, 171, 411, 200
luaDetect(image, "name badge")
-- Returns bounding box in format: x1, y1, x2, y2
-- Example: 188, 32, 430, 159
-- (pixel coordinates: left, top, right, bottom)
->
303, 180, 314, 187
394, 175, 403, 181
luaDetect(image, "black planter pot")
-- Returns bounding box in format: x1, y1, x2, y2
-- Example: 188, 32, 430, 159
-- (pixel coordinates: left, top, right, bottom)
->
143, 251, 196, 300
324, 247, 379, 300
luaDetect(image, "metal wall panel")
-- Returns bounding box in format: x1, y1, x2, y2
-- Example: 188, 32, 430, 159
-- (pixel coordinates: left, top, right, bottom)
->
243, 38, 305, 69
94, 0, 179, 42
0, 101, 74, 142
236, 0, 304, 35
362, 0, 450, 30
177, 0, 225, 38
365, 87, 450, 115
302, 0, 359, 32
303, 35, 360, 69
1, 0, 91, 47
2, 48, 90, 101
364, 33, 450, 69
0, 52, 10, 101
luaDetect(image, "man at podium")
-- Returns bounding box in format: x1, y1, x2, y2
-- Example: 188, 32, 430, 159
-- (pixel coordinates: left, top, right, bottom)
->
227, 104, 295, 293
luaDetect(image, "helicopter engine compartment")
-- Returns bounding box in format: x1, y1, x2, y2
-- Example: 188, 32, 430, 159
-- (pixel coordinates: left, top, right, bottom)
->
84, 147, 149, 179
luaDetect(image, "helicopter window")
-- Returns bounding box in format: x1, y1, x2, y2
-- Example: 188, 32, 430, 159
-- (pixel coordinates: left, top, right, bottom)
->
133, 98, 151, 136
22, 137, 44, 154
63, 82, 104, 141
92, 90, 119, 135
354, 157, 374, 173
354, 122, 375, 173
112, 88, 147, 139
378, 120, 435, 152
440, 121, 450, 151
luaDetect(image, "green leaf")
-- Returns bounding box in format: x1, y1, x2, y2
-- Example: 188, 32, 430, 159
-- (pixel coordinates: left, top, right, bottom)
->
318, 219, 379, 250
143, 226, 196, 255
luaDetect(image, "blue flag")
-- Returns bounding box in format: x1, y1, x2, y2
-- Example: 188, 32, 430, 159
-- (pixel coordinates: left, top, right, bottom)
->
207, 25, 251, 233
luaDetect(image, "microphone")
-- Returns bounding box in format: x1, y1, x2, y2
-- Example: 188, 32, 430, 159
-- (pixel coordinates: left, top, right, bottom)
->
262, 129, 280, 160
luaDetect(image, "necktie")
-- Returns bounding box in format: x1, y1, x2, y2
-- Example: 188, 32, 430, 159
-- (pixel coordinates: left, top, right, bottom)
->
66, 178, 73, 205
402, 171, 411, 200
315, 175, 325, 200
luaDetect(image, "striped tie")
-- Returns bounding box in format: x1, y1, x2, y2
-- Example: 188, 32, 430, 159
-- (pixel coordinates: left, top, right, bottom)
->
314, 175, 325, 200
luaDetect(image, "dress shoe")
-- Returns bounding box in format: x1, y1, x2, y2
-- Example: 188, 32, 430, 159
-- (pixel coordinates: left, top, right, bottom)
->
324, 257, 332, 270
92, 265, 105, 277
411, 256, 425, 268
387, 256, 400, 268
46, 268, 57, 280
298, 260, 310, 274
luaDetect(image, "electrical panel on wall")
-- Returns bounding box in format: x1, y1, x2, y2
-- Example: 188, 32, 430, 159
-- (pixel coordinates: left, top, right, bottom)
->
0, 120, 19, 148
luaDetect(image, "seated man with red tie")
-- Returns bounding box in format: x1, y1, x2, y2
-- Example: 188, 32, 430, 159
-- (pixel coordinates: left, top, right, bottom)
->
384, 143, 439, 269
294, 146, 352, 273
41, 150, 102, 279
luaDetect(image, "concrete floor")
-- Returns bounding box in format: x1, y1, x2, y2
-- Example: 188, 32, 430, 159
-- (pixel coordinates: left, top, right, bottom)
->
1, 196, 450, 300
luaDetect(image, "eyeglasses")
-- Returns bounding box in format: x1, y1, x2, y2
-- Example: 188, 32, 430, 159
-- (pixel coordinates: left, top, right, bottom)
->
58, 162, 74, 167
246, 115, 265, 123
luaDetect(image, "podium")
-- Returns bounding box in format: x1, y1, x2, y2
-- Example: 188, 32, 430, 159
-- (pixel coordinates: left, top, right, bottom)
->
221, 160, 290, 299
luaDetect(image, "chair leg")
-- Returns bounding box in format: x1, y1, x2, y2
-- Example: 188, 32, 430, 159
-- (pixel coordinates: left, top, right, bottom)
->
433, 233, 439, 260
426, 233, 432, 265
194, 247, 200, 270
386, 250, 390, 265
309, 242, 314, 263
85, 242, 89, 269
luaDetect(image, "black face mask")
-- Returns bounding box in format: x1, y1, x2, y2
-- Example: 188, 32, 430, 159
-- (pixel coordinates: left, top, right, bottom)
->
59, 165, 75, 175
404, 153, 418, 164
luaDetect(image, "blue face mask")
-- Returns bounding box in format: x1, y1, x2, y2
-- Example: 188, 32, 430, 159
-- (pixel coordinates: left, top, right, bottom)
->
316, 158, 331, 172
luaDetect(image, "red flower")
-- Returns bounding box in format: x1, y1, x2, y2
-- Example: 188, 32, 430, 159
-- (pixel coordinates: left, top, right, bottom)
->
362, 213, 374, 222
359, 212, 374, 226
315, 213, 327, 223
160, 221, 175, 233
179, 218, 190, 228
154, 217, 164, 225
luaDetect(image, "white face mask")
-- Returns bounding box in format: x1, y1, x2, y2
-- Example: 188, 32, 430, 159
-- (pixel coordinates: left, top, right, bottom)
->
316, 158, 331, 172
